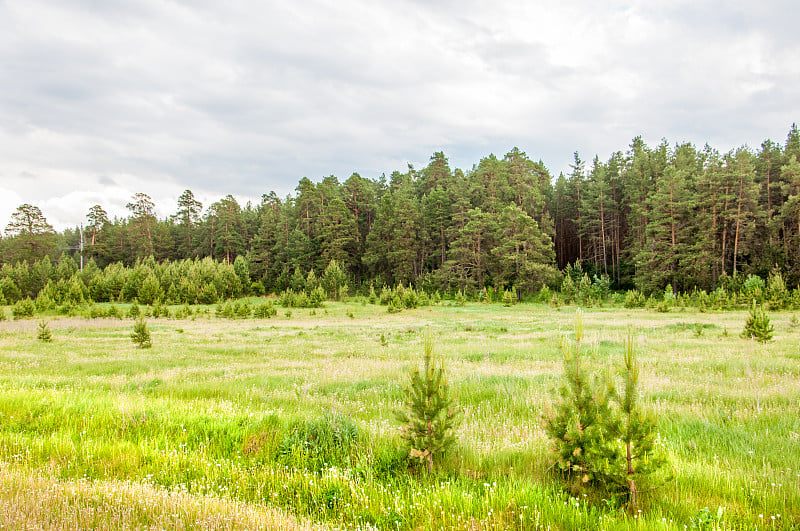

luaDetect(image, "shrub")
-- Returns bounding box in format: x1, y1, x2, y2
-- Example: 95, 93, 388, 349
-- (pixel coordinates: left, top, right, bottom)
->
234, 300, 252, 319
88, 304, 107, 319
131, 318, 152, 348
35, 291, 55, 312
454, 290, 466, 307
591, 274, 611, 301
577, 274, 594, 306
741, 300, 773, 343
368, 284, 378, 304
394, 329, 459, 473
560, 275, 577, 304
624, 290, 646, 309
12, 298, 35, 319
767, 270, 788, 309
216, 301, 234, 319
742, 274, 765, 303
250, 281, 265, 297
253, 301, 277, 319
501, 287, 517, 306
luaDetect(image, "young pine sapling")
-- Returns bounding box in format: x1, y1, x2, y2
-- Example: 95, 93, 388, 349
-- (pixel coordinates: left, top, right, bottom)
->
395, 329, 459, 473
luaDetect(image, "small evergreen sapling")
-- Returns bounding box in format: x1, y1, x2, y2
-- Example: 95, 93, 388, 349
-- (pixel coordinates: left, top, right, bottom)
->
395, 329, 459, 473
131, 318, 152, 348
543, 310, 609, 491
741, 300, 774, 343
598, 330, 666, 511
37, 320, 52, 342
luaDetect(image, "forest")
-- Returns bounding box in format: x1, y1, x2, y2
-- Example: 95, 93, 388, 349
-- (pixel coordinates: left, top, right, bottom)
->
3, 124, 800, 297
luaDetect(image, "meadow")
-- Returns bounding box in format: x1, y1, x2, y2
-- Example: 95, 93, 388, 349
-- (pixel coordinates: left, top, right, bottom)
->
0, 300, 797, 530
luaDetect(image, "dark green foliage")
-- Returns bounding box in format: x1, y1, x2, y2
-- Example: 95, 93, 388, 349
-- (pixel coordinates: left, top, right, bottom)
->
36, 320, 52, 342
560, 275, 577, 304
741, 300, 774, 343
5, 126, 800, 298
596, 330, 667, 510
250, 281, 265, 297
545, 315, 667, 509
12, 298, 35, 319
543, 311, 608, 491
131, 318, 152, 348
394, 329, 459, 473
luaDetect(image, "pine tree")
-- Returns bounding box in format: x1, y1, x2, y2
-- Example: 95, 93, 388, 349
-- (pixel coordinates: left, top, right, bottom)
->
126, 193, 157, 257
599, 330, 666, 511
131, 317, 152, 348
5, 204, 56, 262
175, 190, 202, 257
543, 310, 608, 491
37, 320, 52, 342
741, 300, 774, 343
395, 329, 459, 473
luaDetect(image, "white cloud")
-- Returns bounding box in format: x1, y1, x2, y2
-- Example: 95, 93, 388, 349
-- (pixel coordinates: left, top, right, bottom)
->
1, 0, 799, 230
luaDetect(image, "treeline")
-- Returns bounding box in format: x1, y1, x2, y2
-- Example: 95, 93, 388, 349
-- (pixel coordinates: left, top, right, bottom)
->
3, 125, 800, 294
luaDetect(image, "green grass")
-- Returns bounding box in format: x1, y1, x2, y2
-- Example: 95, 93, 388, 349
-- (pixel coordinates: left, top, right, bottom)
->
0, 301, 798, 529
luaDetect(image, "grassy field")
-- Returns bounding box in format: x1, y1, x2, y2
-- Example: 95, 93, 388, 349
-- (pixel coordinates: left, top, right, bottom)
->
0, 300, 798, 529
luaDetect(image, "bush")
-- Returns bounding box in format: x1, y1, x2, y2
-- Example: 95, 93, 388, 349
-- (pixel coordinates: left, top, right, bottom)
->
250, 281, 265, 297
253, 301, 277, 319
235, 300, 252, 319
624, 290, 646, 309
501, 287, 517, 306
12, 298, 36, 319
742, 274, 765, 303
131, 318, 152, 348
216, 301, 234, 319
560, 275, 577, 304
87, 304, 107, 319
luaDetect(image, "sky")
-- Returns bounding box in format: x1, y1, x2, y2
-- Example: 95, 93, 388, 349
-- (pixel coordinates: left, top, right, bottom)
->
1, 0, 799, 231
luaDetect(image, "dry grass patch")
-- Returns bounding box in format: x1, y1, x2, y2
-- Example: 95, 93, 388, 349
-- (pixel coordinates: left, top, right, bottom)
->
0, 463, 324, 530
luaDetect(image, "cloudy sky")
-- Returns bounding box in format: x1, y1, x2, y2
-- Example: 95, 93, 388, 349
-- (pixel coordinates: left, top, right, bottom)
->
1, 0, 798, 231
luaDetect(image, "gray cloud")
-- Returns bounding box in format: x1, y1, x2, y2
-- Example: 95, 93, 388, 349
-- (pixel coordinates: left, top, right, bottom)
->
1, 0, 799, 229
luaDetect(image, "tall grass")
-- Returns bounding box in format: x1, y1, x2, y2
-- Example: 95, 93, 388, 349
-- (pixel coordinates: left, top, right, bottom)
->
0, 301, 797, 529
